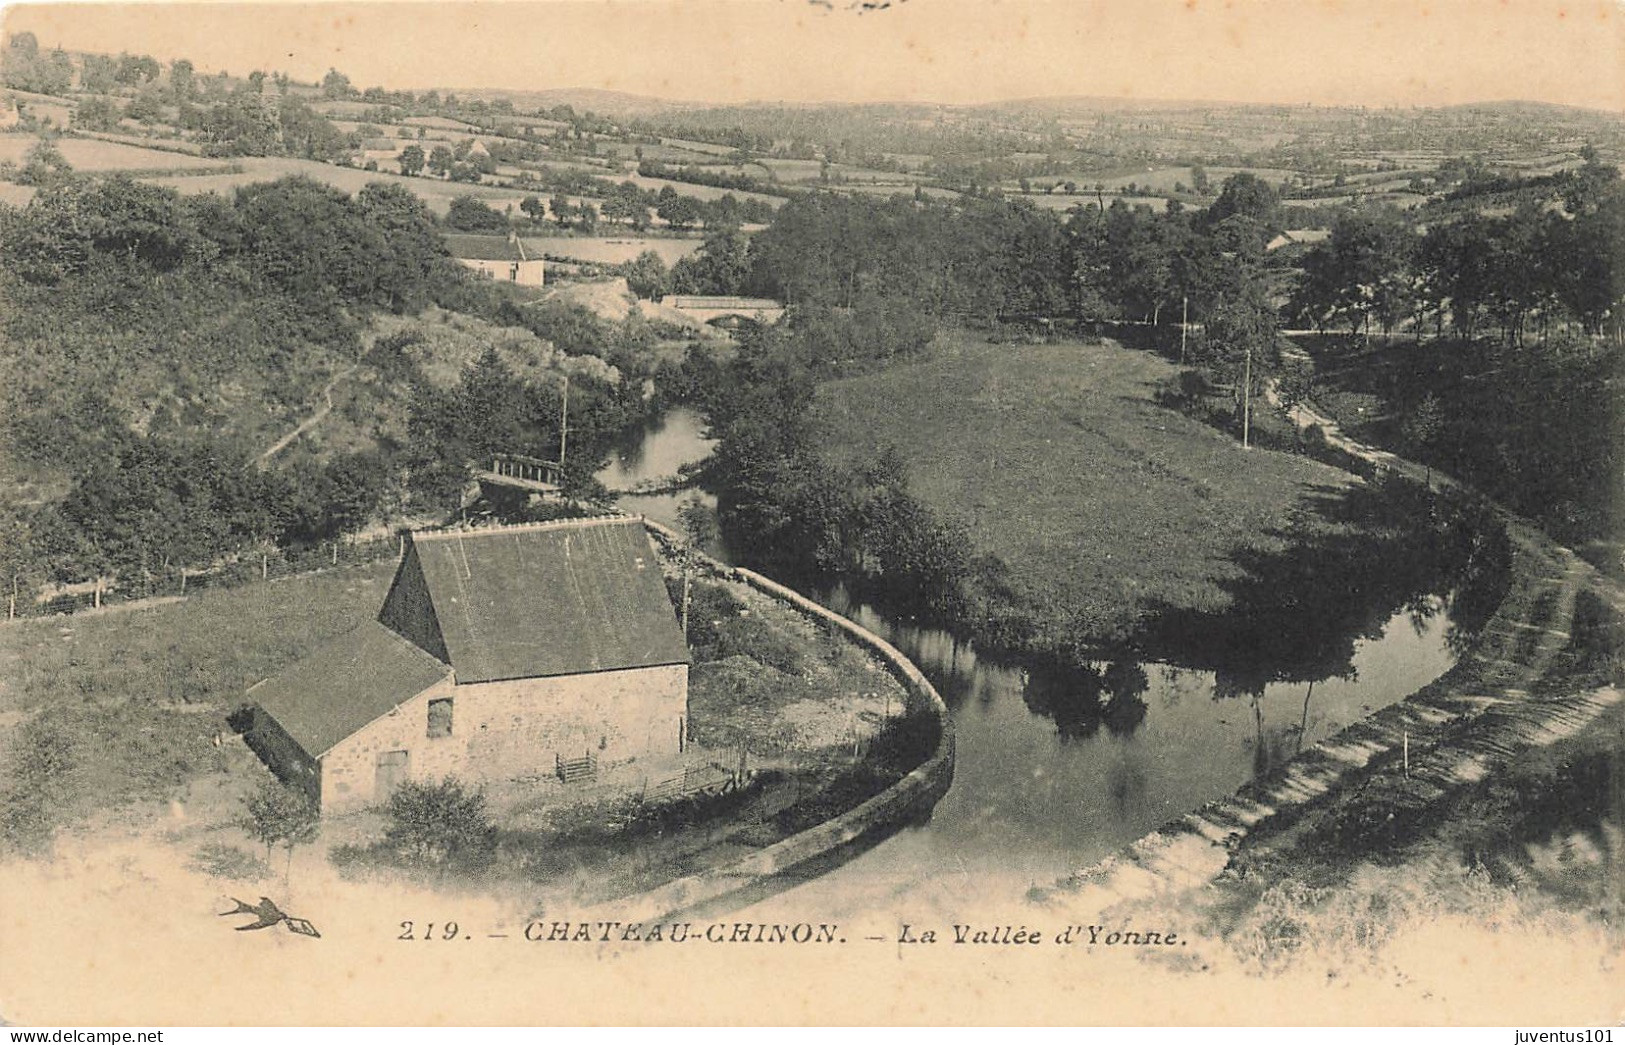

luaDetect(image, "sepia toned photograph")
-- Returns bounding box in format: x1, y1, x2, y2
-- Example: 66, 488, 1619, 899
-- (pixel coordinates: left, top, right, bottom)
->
0, 0, 1620, 1028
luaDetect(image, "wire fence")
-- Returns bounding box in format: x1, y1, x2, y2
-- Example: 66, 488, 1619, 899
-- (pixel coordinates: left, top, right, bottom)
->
6, 534, 407, 623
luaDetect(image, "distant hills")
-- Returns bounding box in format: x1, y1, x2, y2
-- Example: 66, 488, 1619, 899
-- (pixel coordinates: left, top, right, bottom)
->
432, 86, 1624, 121
436, 86, 703, 118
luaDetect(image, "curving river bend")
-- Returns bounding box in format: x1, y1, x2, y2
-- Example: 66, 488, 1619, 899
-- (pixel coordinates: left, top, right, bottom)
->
599, 407, 1467, 919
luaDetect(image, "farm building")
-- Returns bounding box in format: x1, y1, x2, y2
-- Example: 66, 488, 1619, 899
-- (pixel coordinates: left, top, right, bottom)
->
245, 518, 690, 813
445, 232, 545, 287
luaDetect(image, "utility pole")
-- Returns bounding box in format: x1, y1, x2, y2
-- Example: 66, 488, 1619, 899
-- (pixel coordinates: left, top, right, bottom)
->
1180, 296, 1188, 364
1241, 339, 1252, 450
561, 374, 571, 466
680, 568, 691, 643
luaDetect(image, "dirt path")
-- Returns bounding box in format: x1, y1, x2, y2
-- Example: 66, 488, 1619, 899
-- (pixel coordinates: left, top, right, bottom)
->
256, 367, 353, 466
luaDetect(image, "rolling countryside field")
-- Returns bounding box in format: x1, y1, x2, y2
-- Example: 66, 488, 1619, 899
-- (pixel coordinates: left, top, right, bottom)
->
811, 331, 1356, 640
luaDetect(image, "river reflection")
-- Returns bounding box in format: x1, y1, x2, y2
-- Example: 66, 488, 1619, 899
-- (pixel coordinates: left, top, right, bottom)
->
599, 406, 1475, 919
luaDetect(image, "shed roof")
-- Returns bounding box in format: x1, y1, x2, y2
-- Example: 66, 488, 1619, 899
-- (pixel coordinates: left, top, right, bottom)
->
379, 518, 689, 684
444, 234, 530, 262
248, 621, 452, 758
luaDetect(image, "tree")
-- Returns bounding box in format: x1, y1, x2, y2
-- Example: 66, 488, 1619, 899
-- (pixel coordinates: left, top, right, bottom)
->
1292, 206, 1418, 340
445, 194, 508, 232
1402, 393, 1445, 487
1205, 172, 1280, 236
1197, 269, 1278, 448
169, 58, 195, 101
397, 143, 425, 177
549, 194, 573, 226
80, 53, 118, 93
3, 37, 72, 95
17, 138, 73, 187
427, 145, 454, 178
242, 779, 319, 880
114, 53, 162, 86
678, 493, 718, 549
351, 181, 450, 313
670, 227, 749, 296
125, 85, 166, 125
657, 192, 700, 230
320, 67, 354, 100
382, 777, 496, 870
621, 249, 669, 300
72, 96, 122, 132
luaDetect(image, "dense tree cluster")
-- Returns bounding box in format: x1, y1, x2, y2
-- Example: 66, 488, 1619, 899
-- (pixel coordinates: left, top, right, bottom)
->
1290, 155, 1624, 344
0, 173, 583, 587
745, 193, 1068, 321
635, 159, 777, 197
1, 32, 74, 96
701, 304, 963, 616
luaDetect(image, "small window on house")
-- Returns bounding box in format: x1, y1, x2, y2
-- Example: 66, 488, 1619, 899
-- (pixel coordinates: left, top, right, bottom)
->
427, 698, 453, 739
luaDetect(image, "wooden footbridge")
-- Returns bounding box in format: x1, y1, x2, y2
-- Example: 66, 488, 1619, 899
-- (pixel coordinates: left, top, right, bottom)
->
474, 452, 563, 499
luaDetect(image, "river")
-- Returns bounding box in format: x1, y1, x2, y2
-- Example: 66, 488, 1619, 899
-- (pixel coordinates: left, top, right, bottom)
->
599, 406, 1466, 919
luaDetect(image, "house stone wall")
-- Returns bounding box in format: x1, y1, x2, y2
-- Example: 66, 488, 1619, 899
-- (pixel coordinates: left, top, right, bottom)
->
457, 257, 545, 287
246, 707, 322, 806
318, 664, 688, 813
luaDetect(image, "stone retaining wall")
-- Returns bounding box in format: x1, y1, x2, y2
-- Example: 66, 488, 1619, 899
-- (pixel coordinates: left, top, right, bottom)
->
608, 520, 955, 921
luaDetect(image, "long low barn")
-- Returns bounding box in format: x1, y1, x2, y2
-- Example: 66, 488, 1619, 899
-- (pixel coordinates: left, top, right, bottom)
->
245, 517, 690, 813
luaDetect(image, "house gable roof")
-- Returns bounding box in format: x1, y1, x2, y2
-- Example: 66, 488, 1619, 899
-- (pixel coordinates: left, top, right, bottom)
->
379, 518, 690, 684
443, 234, 531, 262
248, 621, 453, 758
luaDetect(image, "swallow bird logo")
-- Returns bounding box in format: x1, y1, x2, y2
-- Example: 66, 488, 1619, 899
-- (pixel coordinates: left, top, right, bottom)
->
220, 896, 321, 938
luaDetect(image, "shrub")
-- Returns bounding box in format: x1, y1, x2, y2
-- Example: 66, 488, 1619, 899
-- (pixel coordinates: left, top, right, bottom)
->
241, 779, 319, 863
383, 776, 497, 870
190, 842, 272, 880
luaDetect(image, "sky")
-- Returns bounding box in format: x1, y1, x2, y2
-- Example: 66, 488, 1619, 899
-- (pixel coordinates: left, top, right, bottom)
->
3, 0, 1623, 110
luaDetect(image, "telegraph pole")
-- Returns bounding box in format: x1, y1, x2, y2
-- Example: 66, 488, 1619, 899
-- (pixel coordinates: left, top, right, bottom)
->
558, 373, 569, 468
1241, 339, 1252, 450
1180, 296, 1188, 364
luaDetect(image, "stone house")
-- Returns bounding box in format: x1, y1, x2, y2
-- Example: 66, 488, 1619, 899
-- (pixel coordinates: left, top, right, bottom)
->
245, 518, 690, 813
444, 232, 545, 287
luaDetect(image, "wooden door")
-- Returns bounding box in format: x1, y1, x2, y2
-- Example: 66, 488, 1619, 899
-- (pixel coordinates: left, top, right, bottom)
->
375, 750, 409, 799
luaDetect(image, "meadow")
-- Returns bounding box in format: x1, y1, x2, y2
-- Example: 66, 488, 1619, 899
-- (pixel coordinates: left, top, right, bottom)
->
521, 234, 704, 265
139, 156, 544, 216
0, 134, 231, 172
810, 331, 1357, 643
0, 559, 398, 849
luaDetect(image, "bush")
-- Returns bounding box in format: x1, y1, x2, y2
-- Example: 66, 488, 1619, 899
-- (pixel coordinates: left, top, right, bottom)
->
241, 778, 318, 863
1306, 772, 1442, 858
190, 842, 272, 880
383, 776, 497, 870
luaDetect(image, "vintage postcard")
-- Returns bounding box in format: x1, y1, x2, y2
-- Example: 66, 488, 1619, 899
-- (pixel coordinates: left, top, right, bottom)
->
0, 0, 1620, 1027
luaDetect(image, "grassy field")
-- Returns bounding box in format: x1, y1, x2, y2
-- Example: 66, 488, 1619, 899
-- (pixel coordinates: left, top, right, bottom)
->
0, 134, 230, 172
811, 331, 1358, 648
139, 157, 544, 216
0, 560, 397, 850
522, 234, 704, 265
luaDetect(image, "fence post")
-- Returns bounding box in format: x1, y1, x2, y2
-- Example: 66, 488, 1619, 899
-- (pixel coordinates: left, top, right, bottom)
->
93, 575, 102, 610
399, 534, 405, 559
179, 569, 186, 596
8, 574, 15, 621
331, 542, 338, 566
261, 552, 268, 581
